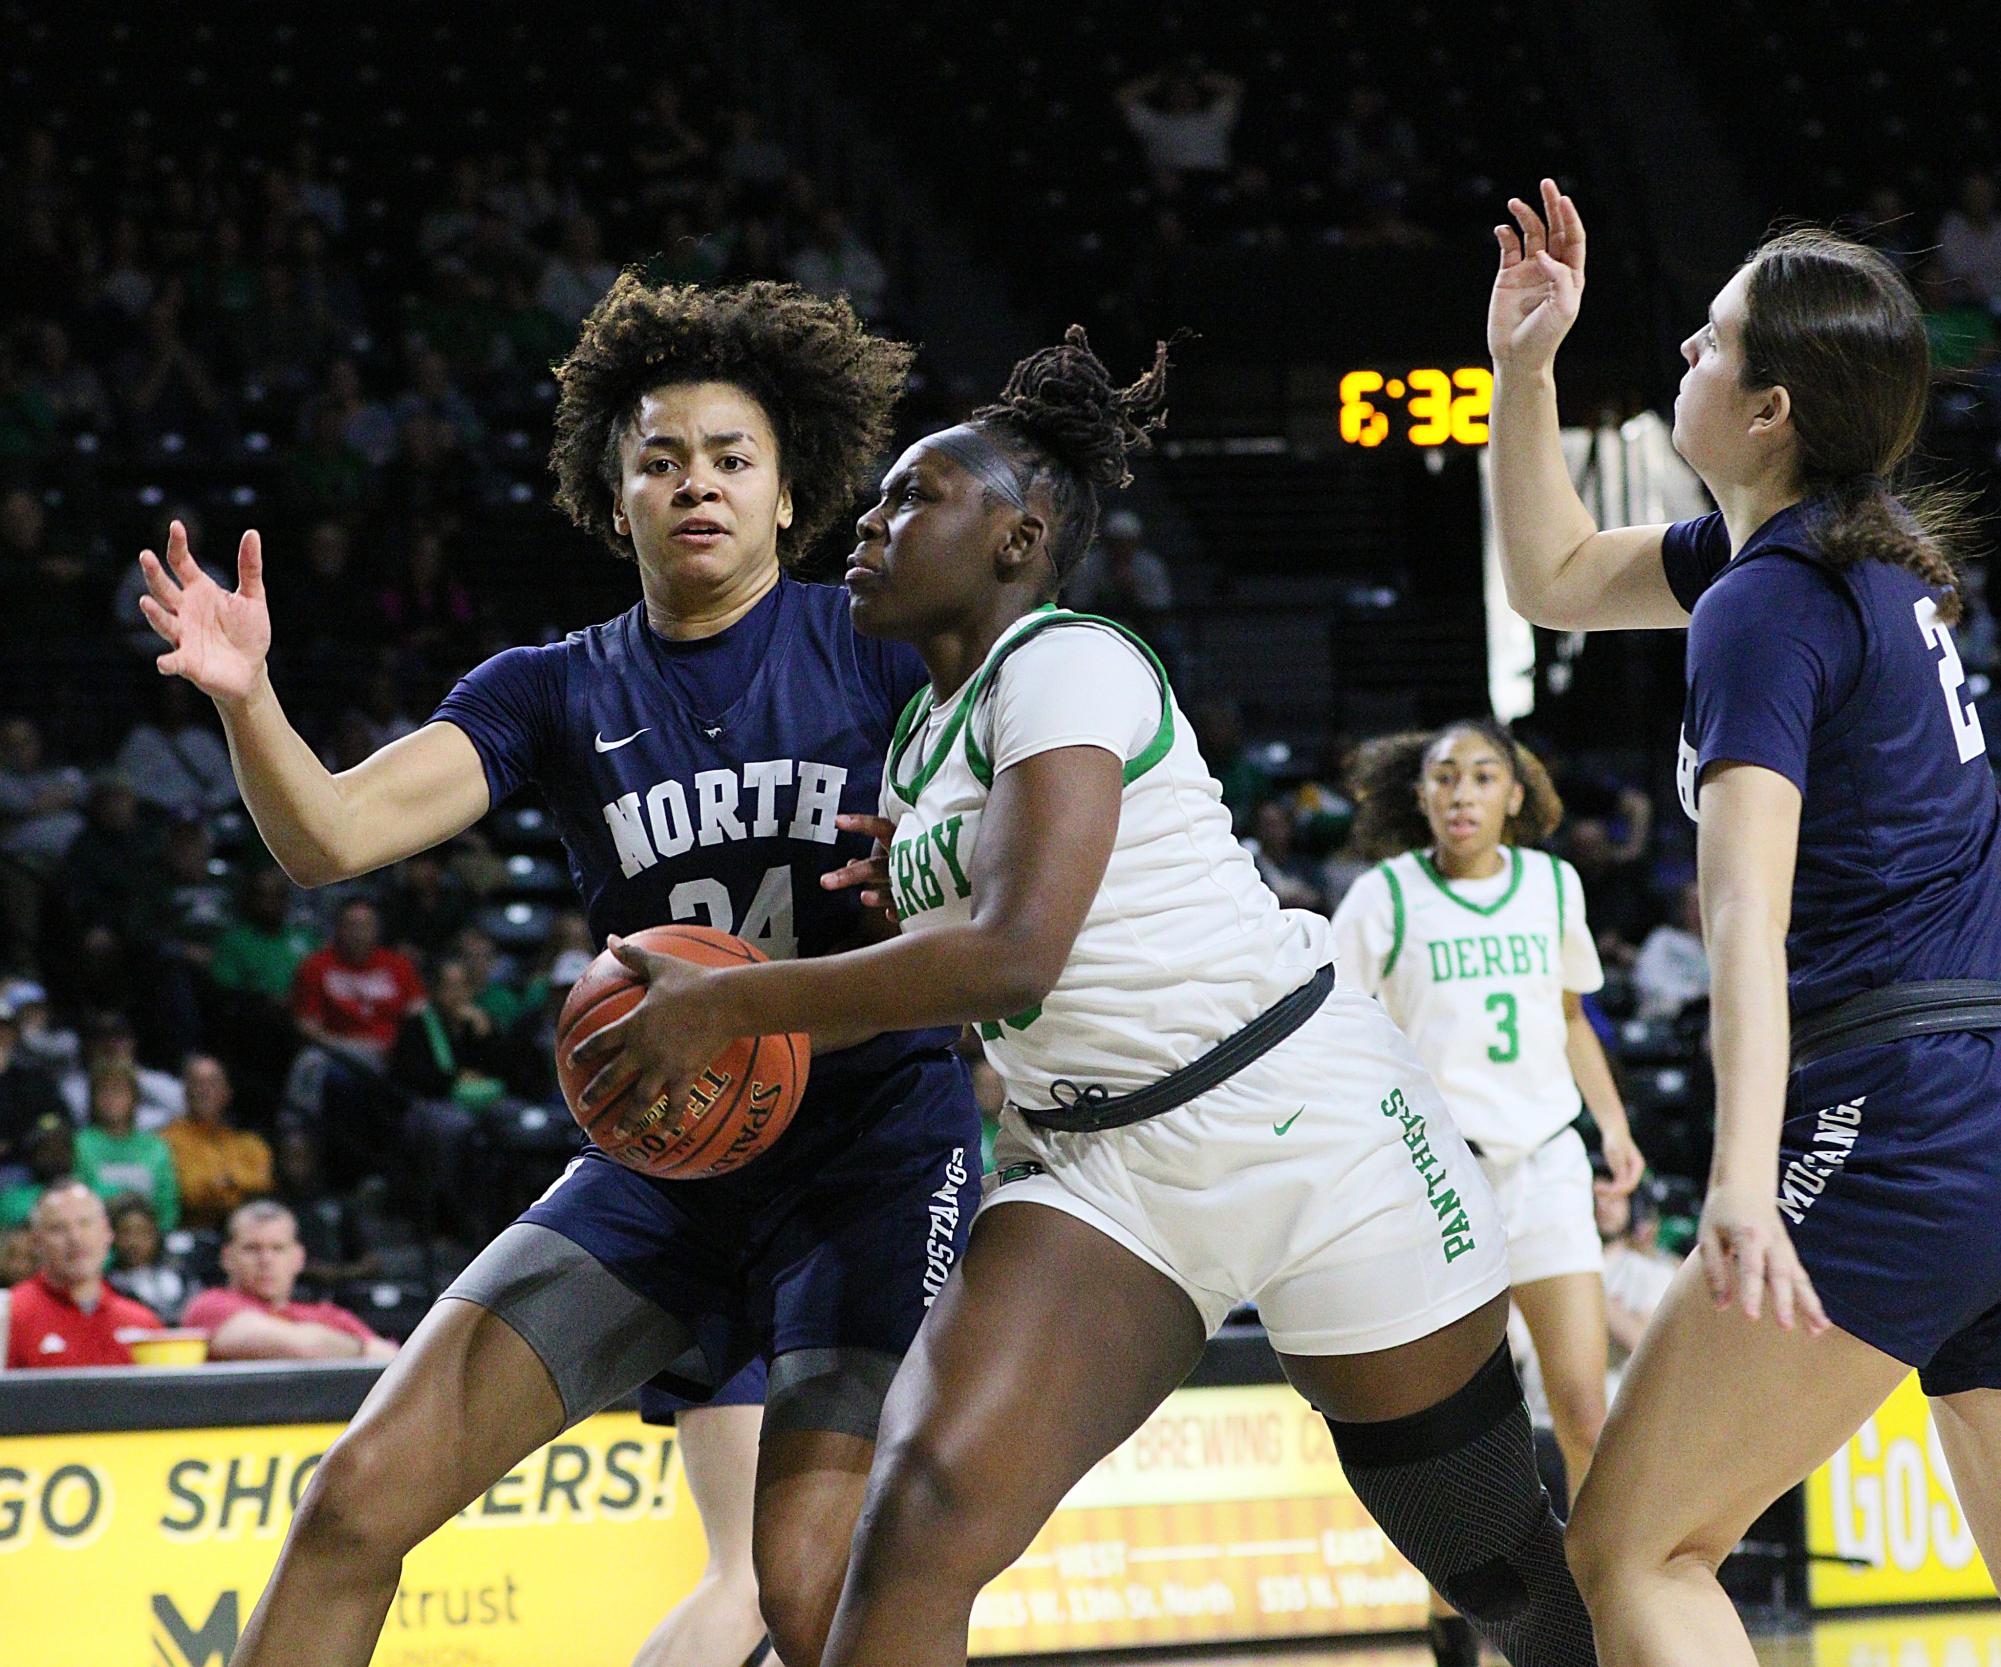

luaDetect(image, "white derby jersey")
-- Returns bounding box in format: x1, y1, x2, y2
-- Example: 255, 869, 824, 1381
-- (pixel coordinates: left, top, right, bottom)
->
1330, 847, 1602, 1160
879, 607, 1330, 1109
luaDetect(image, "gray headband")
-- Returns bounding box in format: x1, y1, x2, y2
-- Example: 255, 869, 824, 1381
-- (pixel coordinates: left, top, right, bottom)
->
926, 424, 1031, 512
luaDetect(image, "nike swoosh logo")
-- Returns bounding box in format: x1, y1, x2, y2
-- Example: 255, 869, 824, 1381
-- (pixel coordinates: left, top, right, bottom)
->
594, 728, 651, 753
1274, 1107, 1305, 1136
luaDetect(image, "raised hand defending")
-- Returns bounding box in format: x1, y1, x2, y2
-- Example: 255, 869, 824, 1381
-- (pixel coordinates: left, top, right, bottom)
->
137, 520, 273, 705
1488, 177, 1587, 372
821, 811, 901, 929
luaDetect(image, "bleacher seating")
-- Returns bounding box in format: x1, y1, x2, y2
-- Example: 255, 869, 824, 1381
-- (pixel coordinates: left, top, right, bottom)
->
1656, 2, 1994, 221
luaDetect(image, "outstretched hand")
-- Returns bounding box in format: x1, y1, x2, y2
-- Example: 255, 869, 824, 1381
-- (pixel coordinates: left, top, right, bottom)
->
137, 520, 273, 704
1488, 178, 1588, 372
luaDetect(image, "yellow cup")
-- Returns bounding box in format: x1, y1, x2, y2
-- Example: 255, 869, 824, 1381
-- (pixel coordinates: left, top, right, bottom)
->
121, 1328, 210, 1367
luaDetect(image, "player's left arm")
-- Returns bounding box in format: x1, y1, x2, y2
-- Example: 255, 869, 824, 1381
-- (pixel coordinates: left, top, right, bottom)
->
574, 748, 1121, 1119
1682, 561, 1847, 1330
1698, 760, 1826, 1333
1561, 992, 1643, 1196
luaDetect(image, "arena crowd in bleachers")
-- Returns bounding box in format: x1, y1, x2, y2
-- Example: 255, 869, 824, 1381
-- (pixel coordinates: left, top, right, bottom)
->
3, 0, 1999, 1347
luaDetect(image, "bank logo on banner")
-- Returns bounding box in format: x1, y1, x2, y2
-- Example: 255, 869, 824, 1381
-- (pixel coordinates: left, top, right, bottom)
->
152, 1591, 239, 1667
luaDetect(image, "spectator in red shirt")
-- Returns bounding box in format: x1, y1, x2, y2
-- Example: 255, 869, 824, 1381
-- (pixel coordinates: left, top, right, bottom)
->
183, 1199, 395, 1360
292, 897, 423, 1067
285, 898, 424, 1183
1, 1180, 164, 1368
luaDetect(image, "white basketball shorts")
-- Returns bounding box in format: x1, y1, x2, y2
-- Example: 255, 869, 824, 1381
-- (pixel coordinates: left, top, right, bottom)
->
981, 985, 1510, 1355
1477, 1124, 1605, 1287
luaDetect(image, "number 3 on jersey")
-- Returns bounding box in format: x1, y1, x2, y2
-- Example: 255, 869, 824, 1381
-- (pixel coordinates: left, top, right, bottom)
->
1916, 596, 1986, 764
1484, 991, 1520, 1063
667, 864, 798, 958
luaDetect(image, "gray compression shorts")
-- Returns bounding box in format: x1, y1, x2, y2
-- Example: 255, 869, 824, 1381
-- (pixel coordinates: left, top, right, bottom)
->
445, 1222, 900, 1438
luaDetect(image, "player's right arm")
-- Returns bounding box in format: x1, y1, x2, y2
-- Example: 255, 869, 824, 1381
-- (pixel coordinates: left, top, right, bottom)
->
138, 521, 489, 886
1487, 179, 1687, 632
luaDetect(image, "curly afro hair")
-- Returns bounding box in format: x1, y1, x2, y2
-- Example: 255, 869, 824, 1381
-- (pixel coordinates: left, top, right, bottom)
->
1347, 718, 1565, 860
970, 324, 1172, 590
550, 272, 915, 564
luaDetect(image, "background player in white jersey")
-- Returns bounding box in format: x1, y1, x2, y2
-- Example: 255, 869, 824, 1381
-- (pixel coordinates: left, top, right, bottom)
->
575, 329, 1596, 1667
1333, 717, 1645, 1667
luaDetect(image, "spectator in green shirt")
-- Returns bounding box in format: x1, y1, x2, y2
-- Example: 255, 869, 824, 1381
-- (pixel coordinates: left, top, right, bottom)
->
208, 868, 323, 1121
73, 1064, 179, 1232
210, 867, 323, 1002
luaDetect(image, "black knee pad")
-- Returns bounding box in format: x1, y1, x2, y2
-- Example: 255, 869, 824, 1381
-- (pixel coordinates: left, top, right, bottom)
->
1325, 1344, 1594, 1667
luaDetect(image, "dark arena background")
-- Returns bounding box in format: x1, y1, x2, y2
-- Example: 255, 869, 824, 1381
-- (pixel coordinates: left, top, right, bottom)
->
2, 3, 1999, 1663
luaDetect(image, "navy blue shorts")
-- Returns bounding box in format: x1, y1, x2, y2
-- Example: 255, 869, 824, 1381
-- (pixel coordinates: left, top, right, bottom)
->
642, 1355, 768, 1424
523, 1050, 979, 1411
1785, 1030, 2001, 1395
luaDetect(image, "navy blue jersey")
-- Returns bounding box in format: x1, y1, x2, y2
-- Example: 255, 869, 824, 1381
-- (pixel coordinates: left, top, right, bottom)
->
434, 574, 955, 1087
1665, 501, 2001, 1015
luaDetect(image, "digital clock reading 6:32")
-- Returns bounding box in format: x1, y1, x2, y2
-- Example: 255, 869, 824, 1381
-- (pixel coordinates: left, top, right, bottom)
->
1338, 367, 1494, 447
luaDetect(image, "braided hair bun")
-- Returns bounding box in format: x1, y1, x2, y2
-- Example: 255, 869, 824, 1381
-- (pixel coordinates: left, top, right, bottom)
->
974, 325, 1170, 489
970, 326, 1173, 590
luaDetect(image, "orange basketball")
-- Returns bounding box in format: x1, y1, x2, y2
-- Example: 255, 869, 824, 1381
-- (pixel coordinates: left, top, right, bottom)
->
554, 925, 809, 1179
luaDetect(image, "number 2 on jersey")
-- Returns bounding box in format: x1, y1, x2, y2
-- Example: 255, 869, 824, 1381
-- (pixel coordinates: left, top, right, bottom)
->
1916, 597, 1986, 764
1484, 992, 1520, 1063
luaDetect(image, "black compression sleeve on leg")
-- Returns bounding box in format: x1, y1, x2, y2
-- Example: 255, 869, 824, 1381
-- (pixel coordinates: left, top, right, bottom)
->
1325, 1344, 1595, 1667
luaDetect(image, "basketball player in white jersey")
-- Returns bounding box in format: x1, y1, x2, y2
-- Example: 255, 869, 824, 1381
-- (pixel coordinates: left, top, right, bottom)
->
1332, 718, 1644, 1665
571, 329, 1597, 1667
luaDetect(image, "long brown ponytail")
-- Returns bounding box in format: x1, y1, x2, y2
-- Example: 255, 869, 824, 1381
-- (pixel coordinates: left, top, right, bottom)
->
1741, 228, 1973, 622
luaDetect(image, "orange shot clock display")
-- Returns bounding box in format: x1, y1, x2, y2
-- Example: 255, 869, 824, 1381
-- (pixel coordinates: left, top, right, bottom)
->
1337, 367, 1494, 447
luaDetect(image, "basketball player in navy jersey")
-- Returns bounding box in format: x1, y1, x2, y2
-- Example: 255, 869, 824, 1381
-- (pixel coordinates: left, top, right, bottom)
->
134, 277, 981, 1667
1491, 180, 2001, 1663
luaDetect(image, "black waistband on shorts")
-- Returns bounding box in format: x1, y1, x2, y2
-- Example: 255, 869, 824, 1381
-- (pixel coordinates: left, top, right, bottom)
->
1789, 979, 2001, 1072
1014, 963, 1336, 1135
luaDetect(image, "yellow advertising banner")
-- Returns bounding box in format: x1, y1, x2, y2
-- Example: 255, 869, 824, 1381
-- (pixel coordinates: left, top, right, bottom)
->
1805, 1373, 1997, 1610
0, 1382, 1422, 1664
0, 1412, 709, 1667
970, 1384, 1428, 1654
